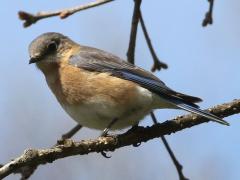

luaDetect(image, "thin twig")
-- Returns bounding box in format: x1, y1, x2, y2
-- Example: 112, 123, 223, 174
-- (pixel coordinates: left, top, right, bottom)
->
18, 0, 113, 27
0, 99, 239, 179
202, 0, 214, 27
150, 112, 189, 180
127, 0, 142, 64
127, 1, 184, 178
139, 11, 168, 72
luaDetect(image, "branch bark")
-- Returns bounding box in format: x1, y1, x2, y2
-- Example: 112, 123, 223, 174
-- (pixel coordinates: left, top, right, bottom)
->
151, 112, 189, 180
139, 11, 168, 72
1, 99, 239, 179
202, 0, 214, 27
18, 0, 113, 27
126, 0, 142, 64
126, 2, 187, 179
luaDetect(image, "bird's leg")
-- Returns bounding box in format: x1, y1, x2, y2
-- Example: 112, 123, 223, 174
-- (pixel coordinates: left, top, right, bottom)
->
57, 124, 82, 145
100, 118, 118, 137
62, 124, 82, 140
99, 118, 118, 158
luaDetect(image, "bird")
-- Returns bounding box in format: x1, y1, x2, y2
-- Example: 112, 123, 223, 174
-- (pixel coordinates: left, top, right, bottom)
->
28, 32, 229, 132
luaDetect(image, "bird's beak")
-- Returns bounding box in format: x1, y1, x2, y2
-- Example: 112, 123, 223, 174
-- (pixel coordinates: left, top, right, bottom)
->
29, 57, 41, 64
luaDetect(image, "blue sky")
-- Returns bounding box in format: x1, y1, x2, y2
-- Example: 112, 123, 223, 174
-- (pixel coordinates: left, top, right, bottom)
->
0, 1, 239, 180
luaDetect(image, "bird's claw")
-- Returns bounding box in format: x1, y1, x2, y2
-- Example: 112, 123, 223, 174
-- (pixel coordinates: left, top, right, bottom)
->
101, 151, 111, 158
133, 142, 141, 147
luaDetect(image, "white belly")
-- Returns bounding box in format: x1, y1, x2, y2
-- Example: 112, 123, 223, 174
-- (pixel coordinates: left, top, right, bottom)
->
60, 86, 155, 130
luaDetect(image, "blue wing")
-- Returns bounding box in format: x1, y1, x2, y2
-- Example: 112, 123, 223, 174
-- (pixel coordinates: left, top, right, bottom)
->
69, 46, 229, 126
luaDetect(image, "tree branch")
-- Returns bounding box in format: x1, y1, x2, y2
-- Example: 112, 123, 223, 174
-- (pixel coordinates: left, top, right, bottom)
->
202, 0, 214, 27
126, 0, 142, 64
1, 99, 239, 179
11, 124, 83, 179
139, 11, 168, 72
18, 0, 113, 27
151, 112, 189, 180
127, 1, 184, 179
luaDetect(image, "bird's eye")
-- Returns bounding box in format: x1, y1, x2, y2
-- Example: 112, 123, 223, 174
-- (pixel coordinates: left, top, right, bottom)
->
47, 42, 58, 52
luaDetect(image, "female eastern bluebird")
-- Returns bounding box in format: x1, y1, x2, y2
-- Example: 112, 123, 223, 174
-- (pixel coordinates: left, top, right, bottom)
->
28, 32, 229, 131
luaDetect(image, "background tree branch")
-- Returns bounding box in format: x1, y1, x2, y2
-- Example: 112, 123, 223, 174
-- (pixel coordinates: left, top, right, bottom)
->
126, 0, 142, 64
18, 0, 113, 27
126, 1, 184, 179
139, 11, 168, 72
150, 112, 188, 180
202, 0, 215, 27
0, 99, 239, 179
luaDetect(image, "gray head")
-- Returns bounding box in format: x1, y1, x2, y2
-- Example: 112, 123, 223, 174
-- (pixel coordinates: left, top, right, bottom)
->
29, 32, 74, 64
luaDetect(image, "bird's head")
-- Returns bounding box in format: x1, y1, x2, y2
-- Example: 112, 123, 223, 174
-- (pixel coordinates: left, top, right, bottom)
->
29, 32, 76, 68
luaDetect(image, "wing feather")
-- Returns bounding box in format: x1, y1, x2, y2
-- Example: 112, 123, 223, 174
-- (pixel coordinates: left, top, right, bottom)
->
69, 46, 201, 106
68, 46, 229, 126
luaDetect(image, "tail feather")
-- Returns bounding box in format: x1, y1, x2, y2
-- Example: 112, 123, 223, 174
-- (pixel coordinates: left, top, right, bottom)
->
176, 103, 229, 126
176, 93, 202, 103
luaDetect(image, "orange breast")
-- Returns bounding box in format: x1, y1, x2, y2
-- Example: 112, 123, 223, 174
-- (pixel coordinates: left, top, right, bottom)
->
45, 62, 140, 107
38, 61, 156, 129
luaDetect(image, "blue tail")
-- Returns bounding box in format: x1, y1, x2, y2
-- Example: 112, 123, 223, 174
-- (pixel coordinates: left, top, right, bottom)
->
176, 103, 229, 126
